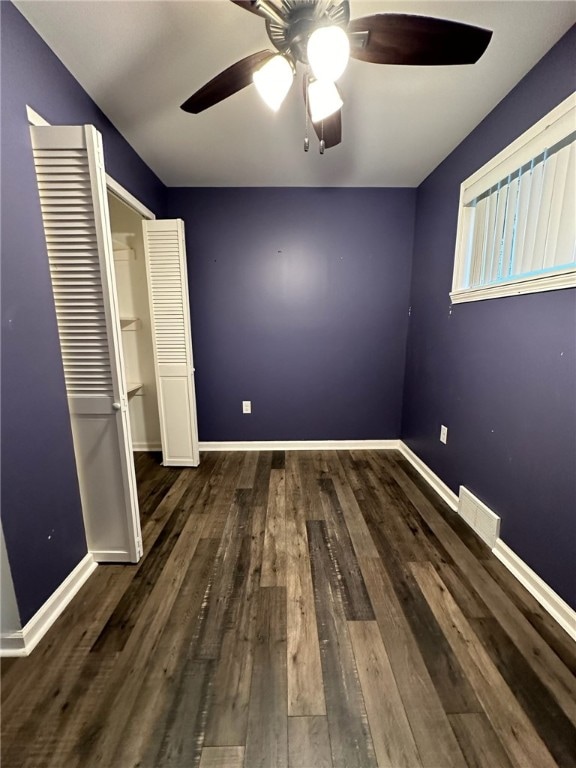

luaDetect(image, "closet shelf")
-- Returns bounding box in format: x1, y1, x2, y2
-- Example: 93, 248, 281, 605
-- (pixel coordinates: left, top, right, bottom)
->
120, 316, 140, 331
112, 239, 135, 261
126, 381, 143, 396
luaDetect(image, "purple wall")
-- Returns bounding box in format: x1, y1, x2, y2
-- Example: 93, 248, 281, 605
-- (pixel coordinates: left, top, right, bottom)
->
166, 188, 415, 441
0, 3, 166, 624
2, 0, 574, 625
402, 27, 576, 607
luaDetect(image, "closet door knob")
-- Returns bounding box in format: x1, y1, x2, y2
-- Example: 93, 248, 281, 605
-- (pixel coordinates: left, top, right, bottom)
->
112, 402, 122, 411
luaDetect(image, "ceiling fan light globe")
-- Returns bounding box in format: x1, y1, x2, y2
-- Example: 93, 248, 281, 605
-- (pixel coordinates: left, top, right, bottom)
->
307, 25, 350, 82
253, 55, 294, 111
308, 79, 343, 123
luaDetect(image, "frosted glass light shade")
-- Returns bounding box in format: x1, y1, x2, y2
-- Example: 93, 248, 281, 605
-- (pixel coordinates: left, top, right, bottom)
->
308, 79, 343, 123
253, 55, 294, 111
307, 25, 350, 82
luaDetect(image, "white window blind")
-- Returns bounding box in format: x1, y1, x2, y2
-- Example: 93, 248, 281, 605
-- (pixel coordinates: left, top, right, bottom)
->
452, 93, 576, 303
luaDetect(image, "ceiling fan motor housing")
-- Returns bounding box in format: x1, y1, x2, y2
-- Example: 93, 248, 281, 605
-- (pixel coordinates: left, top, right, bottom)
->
266, 0, 350, 64
181, 1, 494, 152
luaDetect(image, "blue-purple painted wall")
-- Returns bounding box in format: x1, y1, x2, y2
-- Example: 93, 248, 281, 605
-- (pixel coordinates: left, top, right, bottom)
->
2, 1, 574, 626
402, 27, 576, 607
166, 188, 416, 442
1, 3, 166, 624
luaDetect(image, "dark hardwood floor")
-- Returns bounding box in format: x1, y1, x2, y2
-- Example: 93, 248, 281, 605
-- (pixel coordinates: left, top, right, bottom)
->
2, 449, 575, 768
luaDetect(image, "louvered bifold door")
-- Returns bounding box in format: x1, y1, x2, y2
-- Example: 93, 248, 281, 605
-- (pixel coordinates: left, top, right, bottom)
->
30, 125, 142, 562
143, 219, 199, 466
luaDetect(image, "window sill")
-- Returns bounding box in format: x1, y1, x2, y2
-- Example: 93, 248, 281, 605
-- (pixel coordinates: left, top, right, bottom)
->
450, 270, 576, 304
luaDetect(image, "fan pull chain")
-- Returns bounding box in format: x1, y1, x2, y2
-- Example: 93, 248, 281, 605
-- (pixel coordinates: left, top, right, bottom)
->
320, 120, 325, 154
304, 73, 310, 152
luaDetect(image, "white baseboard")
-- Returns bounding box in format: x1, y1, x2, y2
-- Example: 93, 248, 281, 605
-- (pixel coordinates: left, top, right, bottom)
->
493, 540, 576, 642
132, 442, 162, 452
199, 439, 401, 452
1, 553, 97, 657
398, 442, 459, 510
399, 441, 576, 642
90, 550, 134, 563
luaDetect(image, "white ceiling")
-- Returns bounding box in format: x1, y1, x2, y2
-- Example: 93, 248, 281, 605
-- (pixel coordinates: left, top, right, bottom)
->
15, 0, 576, 187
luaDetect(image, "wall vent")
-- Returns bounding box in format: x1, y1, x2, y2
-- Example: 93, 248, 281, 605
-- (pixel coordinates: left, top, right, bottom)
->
458, 486, 501, 549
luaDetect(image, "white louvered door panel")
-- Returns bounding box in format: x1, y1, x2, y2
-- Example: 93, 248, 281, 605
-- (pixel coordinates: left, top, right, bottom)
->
31, 125, 142, 563
143, 219, 199, 466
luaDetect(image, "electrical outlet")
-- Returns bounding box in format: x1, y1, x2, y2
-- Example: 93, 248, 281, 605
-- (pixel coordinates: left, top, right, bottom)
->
242, 400, 251, 414
440, 425, 448, 444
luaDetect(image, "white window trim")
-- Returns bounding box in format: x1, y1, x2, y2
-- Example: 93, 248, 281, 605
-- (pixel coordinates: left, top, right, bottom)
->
451, 93, 576, 305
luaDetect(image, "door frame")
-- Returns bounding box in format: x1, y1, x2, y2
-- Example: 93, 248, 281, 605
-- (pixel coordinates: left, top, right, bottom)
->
106, 175, 156, 222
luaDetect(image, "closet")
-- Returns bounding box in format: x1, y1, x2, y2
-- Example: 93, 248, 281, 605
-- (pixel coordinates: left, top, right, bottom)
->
30, 123, 199, 565
107, 195, 200, 466
108, 193, 161, 452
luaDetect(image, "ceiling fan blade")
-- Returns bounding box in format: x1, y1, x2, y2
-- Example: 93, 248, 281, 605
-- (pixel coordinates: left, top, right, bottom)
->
348, 14, 492, 66
181, 50, 275, 113
302, 75, 342, 149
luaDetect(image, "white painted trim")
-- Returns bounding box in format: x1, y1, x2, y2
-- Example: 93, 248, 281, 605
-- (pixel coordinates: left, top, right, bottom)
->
399, 441, 576, 642
0, 554, 97, 657
132, 442, 162, 452
0, 633, 26, 655
90, 550, 133, 563
450, 269, 576, 304
1, 524, 21, 639
493, 540, 576, 642
26, 105, 49, 126
398, 442, 459, 510
462, 93, 576, 205
199, 440, 401, 452
106, 175, 156, 221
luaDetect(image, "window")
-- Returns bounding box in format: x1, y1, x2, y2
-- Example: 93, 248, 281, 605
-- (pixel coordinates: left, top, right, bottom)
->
451, 93, 576, 303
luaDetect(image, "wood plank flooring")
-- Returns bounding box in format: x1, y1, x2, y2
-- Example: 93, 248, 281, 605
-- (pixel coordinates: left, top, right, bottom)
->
2, 449, 576, 768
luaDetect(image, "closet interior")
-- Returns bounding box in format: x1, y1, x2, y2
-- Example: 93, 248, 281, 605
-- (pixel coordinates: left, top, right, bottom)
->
107, 192, 161, 453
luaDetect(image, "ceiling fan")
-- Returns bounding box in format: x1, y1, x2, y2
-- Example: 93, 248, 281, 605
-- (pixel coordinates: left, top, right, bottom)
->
181, 0, 492, 152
